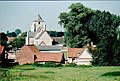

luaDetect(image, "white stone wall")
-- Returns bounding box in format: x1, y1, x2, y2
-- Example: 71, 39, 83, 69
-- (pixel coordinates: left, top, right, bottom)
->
31, 21, 45, 32
67, 58, 72, 63
76, 59, 92, 65
29, 38, 34, 45
79, 48, 92, 59
39, 31, 53, 45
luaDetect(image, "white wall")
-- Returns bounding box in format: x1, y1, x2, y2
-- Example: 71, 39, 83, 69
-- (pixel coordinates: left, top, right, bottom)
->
39, 31, 53, 45
29, 38, 34, 45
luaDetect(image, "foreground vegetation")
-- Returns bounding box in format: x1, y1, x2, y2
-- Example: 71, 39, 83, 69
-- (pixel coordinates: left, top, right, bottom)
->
0, 64, 120, 81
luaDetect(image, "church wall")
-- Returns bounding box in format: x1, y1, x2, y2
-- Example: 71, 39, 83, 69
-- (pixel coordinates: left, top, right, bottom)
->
29, 38, 34, 45
39, 32, 53, 45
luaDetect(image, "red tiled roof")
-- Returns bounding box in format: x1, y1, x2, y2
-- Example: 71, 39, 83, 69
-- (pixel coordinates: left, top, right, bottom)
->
68, 48, 85, 58
27, 45, 40, 54
36, 52, 63, 62
0, 45, 4, 55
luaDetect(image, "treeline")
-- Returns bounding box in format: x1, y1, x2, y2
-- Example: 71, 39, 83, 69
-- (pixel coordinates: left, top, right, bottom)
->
59, 3, 120, 66
47, 31, 64, 37
1, 30, 64, 50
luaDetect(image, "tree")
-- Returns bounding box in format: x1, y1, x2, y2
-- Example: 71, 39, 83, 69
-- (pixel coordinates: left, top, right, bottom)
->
7, 32, 17, 37
59, 3, 92, 47
0, 32, 8, 46
47, 31, 58, 37
57, 31, 64, 37
20, 31, 27, 37
8, 32, 26, 50
47, 31, 64, 37
87, 10, 120, 66
12, 37, 25, 49
59, 3, 120, 66
15, 29, 22, 36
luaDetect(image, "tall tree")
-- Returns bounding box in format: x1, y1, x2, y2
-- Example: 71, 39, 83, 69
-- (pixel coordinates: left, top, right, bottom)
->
15, 29, 22, 36
0, 32, 8, 46
59, 3, 93, 47
59, 3, 120, 66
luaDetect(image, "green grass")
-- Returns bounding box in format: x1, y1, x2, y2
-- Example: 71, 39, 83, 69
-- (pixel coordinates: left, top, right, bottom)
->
0, 65, 120, 81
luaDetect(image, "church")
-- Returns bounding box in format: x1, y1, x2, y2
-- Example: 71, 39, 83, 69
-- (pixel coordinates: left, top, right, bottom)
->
26, 14, 53, 46
26, 14, 64, 46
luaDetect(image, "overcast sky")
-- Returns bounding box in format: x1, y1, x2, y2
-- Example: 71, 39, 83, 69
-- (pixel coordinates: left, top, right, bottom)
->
0, 1, 120, 33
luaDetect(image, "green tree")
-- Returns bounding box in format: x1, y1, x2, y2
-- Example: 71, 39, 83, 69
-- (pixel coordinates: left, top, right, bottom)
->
47, 31, 58, 37
59, 3, 120, 66
0, 32, 8, 46
59, 3, 92, 47
15, 29, 22, 36
12, 37, 25, 49
20, 31, 27, 37
11, 32, 26, 49
7, 32, 17, 37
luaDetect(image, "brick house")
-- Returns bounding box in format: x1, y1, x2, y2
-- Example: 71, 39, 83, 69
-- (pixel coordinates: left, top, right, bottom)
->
67, 48, 92, 65
16, 45, 65, 65
16, 45, 40, 65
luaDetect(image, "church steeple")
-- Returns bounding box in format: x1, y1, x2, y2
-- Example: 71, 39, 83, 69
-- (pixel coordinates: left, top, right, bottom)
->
37, 14, 42, 21
31, 14, 46, 32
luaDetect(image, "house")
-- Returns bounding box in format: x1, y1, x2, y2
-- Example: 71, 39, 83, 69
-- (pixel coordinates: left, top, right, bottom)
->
16, 45, 40, 65
67, 48, 92, 65
16, 45, 65, 65
25, 14, 64, 46
36, 52, 65, 63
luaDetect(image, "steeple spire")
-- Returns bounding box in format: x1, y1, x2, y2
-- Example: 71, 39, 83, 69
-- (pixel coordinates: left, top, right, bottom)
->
37, 14, 42, 21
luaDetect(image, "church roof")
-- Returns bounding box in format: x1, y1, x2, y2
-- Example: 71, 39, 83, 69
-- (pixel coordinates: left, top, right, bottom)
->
33, 14, 44, 22
28, 32, 38, 38
35, 30, 46, 39
36, 45, 63, 51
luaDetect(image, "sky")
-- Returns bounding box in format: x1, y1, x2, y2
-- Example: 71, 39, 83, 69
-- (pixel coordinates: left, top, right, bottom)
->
0, 1, 120, 33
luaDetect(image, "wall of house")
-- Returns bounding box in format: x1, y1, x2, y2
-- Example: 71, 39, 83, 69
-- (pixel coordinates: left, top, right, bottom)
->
79, 48, 92, 59
77, 48, 92, 65
67, 48, 92, 65
16, 46, 34, 65
76, 58, 92, 65
67, 58, 77, 64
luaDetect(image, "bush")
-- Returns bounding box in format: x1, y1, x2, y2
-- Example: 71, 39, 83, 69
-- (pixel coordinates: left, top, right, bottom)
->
65, 63, 77, 67
33, 62, 62, 67
43, 62, 62, 67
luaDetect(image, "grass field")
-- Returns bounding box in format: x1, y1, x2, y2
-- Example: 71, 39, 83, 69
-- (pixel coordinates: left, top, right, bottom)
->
0, 65, 120, 81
